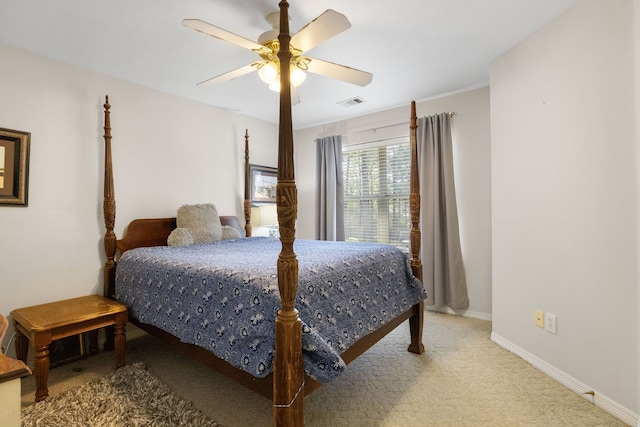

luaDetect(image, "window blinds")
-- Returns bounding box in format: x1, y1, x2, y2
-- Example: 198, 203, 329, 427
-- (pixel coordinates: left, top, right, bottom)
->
342, 142, 411, 249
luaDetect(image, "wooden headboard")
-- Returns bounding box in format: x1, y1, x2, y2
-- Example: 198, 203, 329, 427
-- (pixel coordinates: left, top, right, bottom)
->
102, 95, 251, 299
116, 215, 243, 254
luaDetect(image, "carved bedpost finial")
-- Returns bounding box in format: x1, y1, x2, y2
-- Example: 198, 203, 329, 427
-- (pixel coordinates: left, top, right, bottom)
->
244, 129, 252, 237
103, 95, 117, 298
409, 100, 422, 281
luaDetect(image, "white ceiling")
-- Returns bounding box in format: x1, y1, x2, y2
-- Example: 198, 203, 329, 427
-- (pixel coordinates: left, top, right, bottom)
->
0, 0, 575, 130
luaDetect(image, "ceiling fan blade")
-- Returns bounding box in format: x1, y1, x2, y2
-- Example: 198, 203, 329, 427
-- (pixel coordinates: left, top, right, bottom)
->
306, 58, 373, 87
183, 19, 264, 52
197, 64, 257, 87
291, 85, 301, 105
291, 9, 351, 53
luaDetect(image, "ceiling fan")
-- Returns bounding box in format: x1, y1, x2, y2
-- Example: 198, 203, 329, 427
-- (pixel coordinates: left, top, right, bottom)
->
182, 9, 373, 92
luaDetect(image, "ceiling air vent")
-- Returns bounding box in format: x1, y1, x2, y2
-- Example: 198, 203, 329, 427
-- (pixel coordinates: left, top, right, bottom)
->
337, 96, 366, 107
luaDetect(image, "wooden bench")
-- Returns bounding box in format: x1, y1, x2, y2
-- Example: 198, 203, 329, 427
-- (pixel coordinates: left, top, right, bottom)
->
11, 295, 127, 401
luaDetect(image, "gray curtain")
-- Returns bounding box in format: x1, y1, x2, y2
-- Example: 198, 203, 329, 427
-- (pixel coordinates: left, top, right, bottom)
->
315, 135, 345, 241
417, 114, 469, 310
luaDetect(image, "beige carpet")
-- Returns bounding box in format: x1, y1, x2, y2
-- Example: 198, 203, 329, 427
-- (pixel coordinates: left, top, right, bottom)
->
21, 311, 626, 426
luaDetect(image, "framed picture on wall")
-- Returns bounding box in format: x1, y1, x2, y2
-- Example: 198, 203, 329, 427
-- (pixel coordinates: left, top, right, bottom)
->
249, 164, 277, 204
0, 127, 31, 206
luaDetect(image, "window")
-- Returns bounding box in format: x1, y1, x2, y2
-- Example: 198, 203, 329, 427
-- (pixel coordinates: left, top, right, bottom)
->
343, 141, 411, 249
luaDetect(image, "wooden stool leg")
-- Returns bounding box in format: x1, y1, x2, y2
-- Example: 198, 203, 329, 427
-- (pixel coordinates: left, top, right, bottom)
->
87, 330, 99, 355
103, 325, 115, 351
14, 329, 29, 363
114, 322, 126, 369
34, 344, 50, 402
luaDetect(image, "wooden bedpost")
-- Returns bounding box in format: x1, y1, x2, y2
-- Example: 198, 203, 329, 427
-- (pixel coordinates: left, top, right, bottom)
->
103, 95, 117, 299
408, 100, 425, 354
243, 129, 252, 237
273, 1, 304, 425
102, 95, 118, 352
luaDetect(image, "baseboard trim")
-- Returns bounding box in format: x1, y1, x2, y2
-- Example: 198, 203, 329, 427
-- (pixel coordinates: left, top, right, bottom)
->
491, 332, 638, 426
426, 306, 492, 322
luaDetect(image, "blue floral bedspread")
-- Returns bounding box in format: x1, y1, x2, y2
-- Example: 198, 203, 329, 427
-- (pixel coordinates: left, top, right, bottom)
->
115, 237, 426, 383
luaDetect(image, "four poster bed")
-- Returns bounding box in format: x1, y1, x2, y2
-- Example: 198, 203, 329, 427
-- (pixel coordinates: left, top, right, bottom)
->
101, 2, 425, 425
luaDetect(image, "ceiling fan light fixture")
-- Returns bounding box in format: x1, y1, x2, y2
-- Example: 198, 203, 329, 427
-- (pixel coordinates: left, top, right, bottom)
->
259, 62, 305, 92
290, 66, 306, 87
258, 61, 279, 84
268, 80, 281, 92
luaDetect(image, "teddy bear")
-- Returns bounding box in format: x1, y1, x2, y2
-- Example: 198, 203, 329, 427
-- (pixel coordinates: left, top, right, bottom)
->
167, 203, 241, 246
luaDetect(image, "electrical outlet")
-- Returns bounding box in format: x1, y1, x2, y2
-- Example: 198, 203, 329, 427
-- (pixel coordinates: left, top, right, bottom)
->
534, 310, 544, 328
545, 313, 557, 334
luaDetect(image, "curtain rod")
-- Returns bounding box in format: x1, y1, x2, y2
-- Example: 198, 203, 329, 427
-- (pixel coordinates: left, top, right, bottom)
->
341, 112, 455, 138
342, 121, 408, 137
344, 134, 410, 148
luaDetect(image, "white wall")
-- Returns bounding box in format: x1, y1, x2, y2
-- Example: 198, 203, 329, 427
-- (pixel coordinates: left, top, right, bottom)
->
635, 0, 640, 418
491, 0, 638, 421
295, 87, 493, 319
0, 45, 278, 356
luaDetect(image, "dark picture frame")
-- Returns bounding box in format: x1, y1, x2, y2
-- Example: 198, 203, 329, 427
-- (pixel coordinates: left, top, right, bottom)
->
249, 164, 277, 204
0, 127, 31, 206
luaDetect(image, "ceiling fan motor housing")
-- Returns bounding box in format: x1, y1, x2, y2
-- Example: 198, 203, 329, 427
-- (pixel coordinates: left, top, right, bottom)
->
258, 12, 285, 45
